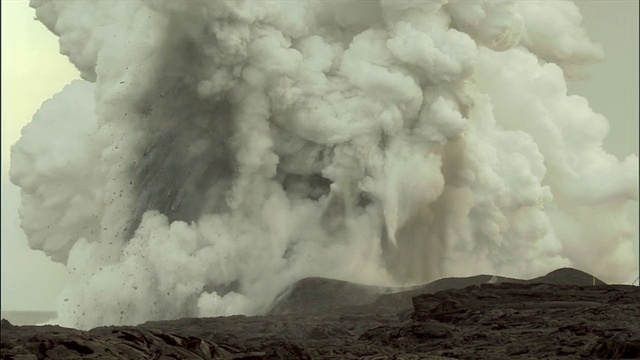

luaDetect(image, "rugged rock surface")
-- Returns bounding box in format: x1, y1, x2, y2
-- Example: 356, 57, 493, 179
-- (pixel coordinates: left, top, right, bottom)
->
2, 268, 638, 359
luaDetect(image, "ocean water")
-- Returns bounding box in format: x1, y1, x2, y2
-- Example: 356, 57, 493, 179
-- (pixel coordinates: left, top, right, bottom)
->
1, 311, 58, 326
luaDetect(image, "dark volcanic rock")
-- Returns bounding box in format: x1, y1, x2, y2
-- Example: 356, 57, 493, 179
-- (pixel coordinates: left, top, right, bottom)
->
267, 277, 390, 315
1, 325, 233, 359
267, 267, 603, 316
529, 267, 607, 285
407, 282, 639, 358
2, 268, 639, 359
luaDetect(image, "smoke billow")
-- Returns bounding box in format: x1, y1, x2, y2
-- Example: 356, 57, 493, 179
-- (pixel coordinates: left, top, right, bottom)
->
11, 0, 638, 329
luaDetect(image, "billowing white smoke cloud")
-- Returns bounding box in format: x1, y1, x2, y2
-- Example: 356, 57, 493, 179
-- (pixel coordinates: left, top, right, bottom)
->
11, 0, 637, 329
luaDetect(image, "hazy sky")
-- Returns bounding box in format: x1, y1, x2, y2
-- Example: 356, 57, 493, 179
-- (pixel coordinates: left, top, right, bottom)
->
1, 0, 78, 311
568, 1, 639, 159
1, 1, 638, 311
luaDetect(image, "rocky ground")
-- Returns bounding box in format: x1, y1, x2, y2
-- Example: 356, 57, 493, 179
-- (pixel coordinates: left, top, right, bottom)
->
2, 268, 639, 359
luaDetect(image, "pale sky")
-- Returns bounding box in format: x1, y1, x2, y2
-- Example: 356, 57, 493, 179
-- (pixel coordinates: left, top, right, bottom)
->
568, 1, 640, 159
1, 1, 638, 311
1, 0, 79, 311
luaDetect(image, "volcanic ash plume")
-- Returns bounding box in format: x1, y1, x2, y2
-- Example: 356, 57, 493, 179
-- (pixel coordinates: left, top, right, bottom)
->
11, 0, 638, 329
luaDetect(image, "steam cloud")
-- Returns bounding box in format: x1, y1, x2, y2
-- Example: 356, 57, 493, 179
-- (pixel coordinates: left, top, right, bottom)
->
11, 0, 638, 329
